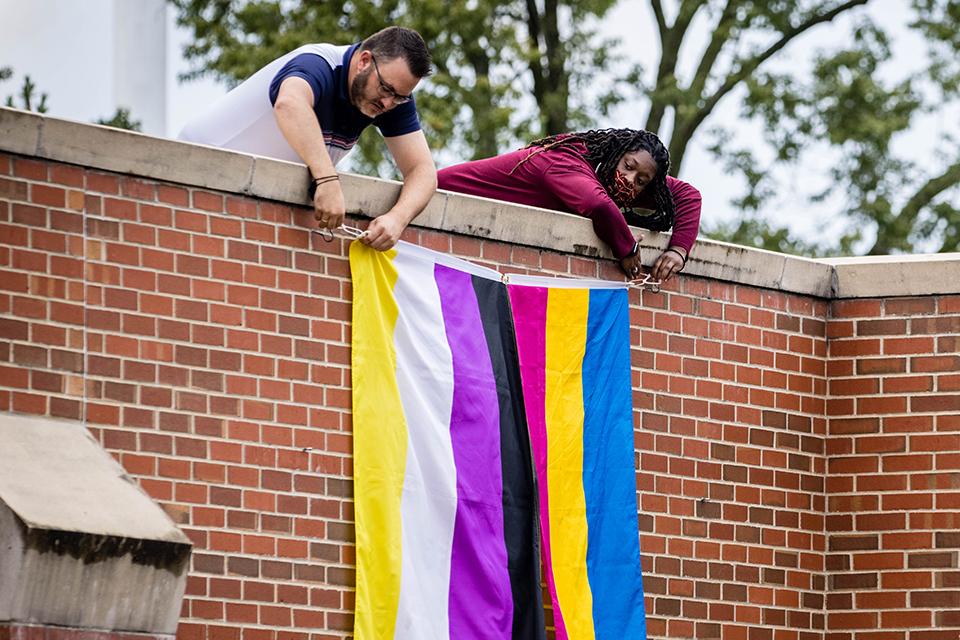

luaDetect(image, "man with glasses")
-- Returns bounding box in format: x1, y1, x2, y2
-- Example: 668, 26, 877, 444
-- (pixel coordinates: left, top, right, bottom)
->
178, 27, 436, 251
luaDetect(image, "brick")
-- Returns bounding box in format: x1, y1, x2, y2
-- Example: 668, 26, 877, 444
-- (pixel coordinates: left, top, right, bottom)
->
832, 299, 882, 318
857, 358, 907, 375
884, 336, 935, 354
49, 210, 82, 233
830, 417, 879, 435
913, 355, 960, 373
912, 316, 960, 334
0, 177, 28, 200
158, 185, 190, 206
886, 297, 936, 316
30, 184, 65, 207
193, 191, 224, 212
908, 552, 957, 568
858, 318, 907, 335
120, 177, 155, 200
830, 377, 879, 396
13, 158, 47, 180
856, 396, 907, 415
831, 338, 881, 357
883, 375, 933, 393
11, 203, 46, 227
912, 395, 960, 412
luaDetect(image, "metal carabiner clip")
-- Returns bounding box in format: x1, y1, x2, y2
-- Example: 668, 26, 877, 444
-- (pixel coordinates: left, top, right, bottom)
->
628, 273, 662, 293
313, 227, 335, 243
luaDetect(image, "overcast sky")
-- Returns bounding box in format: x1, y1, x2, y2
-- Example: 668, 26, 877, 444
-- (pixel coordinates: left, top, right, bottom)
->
2, 0, 956, 254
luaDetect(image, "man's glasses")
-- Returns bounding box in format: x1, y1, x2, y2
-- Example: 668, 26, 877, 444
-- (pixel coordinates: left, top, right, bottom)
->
370, 55, 413, 105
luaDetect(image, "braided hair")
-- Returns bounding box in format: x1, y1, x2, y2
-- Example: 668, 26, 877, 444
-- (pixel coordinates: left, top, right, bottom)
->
516, 128, 675, 231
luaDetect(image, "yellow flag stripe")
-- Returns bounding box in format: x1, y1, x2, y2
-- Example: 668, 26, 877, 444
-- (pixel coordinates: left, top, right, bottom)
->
350, 242, 406, 640
545, 288, 596, 639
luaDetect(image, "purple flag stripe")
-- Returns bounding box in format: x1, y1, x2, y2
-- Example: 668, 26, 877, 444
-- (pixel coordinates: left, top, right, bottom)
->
435, 264, 513, 640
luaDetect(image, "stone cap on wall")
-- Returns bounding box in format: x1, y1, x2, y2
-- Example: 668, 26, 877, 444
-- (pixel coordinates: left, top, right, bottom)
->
0, 413, 190, 543
2, 106, 958, 299
0, 414, 190, 633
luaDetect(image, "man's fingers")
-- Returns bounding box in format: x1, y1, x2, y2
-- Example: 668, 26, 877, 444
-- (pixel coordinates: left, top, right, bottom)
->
360, 223, 381, 246
314, 210, 344, 230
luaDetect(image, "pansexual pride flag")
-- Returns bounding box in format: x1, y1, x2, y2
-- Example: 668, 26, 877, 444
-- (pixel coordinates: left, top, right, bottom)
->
508, 275, 647, 640
350, 242, 544, 640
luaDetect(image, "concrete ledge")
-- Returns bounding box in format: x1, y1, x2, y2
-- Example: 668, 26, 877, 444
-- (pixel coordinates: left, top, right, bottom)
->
822, 253, 960, 299
0, 414, 190, 634
3, 106, 959, 299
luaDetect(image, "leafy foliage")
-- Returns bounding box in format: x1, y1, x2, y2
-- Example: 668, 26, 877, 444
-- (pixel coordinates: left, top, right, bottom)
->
2, 67, 49, 113
169, 0, 635, 174
704, 212, 850, 256
96, 107, 143, 132
731, 3, 960, 254
167, 1, 960, 256
643, 0, 873, 173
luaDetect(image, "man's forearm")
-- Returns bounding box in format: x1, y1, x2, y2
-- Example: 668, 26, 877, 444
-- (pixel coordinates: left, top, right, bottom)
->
385, 163, 438, 225
273, 97, 336, 178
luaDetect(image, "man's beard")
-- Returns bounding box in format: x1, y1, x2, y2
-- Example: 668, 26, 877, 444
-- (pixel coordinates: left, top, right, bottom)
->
350, 68, 383, 116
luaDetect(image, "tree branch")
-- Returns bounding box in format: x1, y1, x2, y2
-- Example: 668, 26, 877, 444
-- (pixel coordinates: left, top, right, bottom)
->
901, 159, 960, 220
687, 0, 741, 102
671, 0, 870, 170
645, 0, 706, 132
675, 0, 707, 40
524, 0, 546, 104
870, 157, 960, 254
542, 0, 567, 132
650, 0, 668, 41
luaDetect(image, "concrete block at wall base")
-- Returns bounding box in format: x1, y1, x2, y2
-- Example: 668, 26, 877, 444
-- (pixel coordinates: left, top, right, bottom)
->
0, 414, 191, 634
0, 624, 175, 640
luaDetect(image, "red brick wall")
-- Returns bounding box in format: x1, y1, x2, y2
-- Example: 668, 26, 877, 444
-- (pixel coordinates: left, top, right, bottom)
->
826, 298, 960, 639
0, 150, 957, 640
633, 282, 828, 640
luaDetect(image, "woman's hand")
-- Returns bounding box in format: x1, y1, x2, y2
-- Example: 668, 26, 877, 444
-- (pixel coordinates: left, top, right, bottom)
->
619, 251, 644, 279
651, 246, 686, 281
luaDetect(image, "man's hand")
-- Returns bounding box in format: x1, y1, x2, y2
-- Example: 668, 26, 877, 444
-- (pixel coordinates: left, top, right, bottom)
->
362, 211, 406, 251
651, 247, 686, 282
313, 179, 345, 230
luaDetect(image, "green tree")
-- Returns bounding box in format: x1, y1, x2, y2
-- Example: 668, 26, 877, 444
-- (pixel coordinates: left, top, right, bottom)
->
96, 107, 143, 132
169, 1, 959, 256
642, 0, 872, 174
169, 0, 635, 172
711, 0, 960, 254
707, 213, 843, 256
2, 67, 49, 113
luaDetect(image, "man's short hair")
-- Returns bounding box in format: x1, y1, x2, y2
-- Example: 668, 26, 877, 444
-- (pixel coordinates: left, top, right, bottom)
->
359, 26, 432, 78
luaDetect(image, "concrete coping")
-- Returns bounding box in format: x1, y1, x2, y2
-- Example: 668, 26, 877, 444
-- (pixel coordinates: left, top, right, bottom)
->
2, 106, 959, 299
0, 415, 190, 633
0, 413, 190, 546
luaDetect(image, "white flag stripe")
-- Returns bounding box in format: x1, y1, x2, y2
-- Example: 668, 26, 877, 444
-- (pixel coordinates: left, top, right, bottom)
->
392, 249, 458, 640
394, 240, 503, 281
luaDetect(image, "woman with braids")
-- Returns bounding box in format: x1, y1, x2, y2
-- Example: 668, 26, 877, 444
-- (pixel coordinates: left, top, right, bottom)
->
437, 128, 701, 281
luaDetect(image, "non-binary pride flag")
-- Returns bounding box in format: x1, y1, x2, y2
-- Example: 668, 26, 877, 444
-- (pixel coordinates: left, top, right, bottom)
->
350, 241, 544, 640
508, 275, 647, 640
